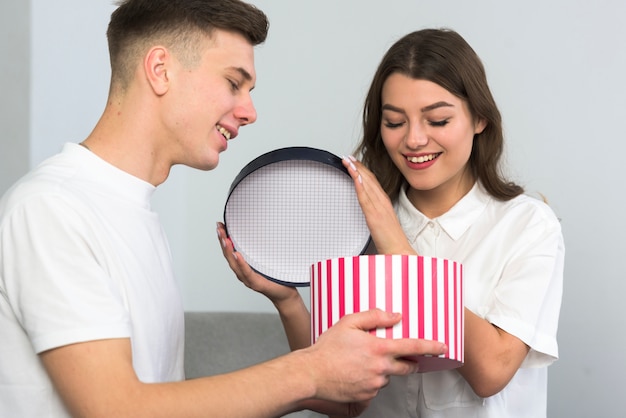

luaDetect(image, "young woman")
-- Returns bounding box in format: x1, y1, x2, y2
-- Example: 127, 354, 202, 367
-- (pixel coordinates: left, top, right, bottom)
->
218, 28, 564, 417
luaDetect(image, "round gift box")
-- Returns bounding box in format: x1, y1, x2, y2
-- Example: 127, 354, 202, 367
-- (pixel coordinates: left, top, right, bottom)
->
311, 254, 464, 372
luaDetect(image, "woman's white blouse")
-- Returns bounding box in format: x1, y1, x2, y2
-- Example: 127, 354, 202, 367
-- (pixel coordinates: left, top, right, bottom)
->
359, 182, 564, 418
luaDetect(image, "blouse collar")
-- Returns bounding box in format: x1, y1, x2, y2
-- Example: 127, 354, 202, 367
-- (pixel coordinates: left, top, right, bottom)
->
395, 182, 491, 242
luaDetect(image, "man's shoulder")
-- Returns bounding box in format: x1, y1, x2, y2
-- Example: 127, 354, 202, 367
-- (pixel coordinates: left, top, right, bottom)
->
0, 152, 84, 222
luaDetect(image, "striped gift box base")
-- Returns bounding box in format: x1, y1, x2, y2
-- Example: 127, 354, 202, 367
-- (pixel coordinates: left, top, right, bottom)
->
311, 255, 464, 373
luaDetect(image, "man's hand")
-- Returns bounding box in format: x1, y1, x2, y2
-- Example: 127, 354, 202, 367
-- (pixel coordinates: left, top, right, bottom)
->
302, 308, 448, 403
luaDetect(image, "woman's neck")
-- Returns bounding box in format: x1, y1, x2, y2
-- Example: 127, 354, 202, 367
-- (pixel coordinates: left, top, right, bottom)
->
406, 173, 475, 219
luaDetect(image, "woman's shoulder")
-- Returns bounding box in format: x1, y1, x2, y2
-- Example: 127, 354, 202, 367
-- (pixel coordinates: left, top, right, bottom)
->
494, 191, 562, 230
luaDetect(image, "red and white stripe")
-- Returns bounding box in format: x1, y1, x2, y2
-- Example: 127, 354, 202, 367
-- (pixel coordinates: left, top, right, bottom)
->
311, 255, 464, 369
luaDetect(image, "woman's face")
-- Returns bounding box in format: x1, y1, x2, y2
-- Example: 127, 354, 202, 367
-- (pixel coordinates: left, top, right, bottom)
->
380, 73, 485, 208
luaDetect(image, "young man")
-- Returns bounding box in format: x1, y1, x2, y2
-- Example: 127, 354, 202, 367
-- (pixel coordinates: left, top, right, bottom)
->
0, 1, 448, 417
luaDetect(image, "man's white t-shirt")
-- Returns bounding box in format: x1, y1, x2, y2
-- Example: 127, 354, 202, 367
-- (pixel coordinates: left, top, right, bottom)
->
0, 143, 185, 417
359, 182, 564, 418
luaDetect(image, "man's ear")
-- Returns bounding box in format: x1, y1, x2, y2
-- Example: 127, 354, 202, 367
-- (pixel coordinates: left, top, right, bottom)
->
144, 46, 170, 96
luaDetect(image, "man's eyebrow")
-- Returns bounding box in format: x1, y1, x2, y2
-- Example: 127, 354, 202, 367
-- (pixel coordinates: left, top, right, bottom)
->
231, 66, 252, 81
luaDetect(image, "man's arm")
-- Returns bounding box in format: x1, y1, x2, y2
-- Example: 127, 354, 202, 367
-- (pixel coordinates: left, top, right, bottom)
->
41, 309, 448, 418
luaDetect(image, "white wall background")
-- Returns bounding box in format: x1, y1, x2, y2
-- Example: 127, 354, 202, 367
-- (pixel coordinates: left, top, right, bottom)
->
0, 0, 29, 194
2, 1, 625, 416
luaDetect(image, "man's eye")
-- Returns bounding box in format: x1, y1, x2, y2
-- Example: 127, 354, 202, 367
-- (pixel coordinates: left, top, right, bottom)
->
228, 79, 240, 91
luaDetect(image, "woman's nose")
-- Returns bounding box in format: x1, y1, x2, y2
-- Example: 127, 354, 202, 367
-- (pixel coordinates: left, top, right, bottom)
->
405, 122, 428, 148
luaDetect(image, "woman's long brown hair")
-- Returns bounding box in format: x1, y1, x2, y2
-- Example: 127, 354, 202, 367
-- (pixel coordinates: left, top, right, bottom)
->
356, 28, 523, 201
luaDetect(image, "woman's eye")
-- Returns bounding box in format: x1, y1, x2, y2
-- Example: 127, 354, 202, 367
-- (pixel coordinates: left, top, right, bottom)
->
384, 120, 405, 129
429, 119, 449, 127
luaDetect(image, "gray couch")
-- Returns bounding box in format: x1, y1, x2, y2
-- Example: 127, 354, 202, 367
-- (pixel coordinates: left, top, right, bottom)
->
184, 311, 324, 418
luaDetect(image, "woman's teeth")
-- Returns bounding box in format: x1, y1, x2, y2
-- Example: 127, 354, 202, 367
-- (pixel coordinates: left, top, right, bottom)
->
217, 125, 231, 140
407, 154, 438, 163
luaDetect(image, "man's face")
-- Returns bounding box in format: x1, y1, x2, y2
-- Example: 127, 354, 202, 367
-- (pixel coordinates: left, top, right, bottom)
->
160, 29, 257, 171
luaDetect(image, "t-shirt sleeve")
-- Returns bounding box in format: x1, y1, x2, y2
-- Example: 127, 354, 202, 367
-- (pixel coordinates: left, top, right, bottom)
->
1, 193, 132, 354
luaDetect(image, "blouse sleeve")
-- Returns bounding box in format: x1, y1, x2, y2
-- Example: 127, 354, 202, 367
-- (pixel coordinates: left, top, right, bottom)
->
484, 200, 565, 368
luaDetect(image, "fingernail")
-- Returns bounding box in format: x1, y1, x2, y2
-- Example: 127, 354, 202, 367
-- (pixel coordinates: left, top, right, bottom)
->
342, 156, 357, 171
221, 238, 226, 249
348, 155, 357, 162
233, 252, 238, 260
358, 174, 363, 184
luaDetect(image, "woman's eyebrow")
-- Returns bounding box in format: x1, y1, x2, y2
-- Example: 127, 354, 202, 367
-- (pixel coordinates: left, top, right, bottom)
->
381, 101, 455, 114
421, 101, 454, 112
381, 103, 405, 114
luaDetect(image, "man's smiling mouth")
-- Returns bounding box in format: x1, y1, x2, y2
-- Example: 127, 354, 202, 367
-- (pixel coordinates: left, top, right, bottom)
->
217, 124, 231, 140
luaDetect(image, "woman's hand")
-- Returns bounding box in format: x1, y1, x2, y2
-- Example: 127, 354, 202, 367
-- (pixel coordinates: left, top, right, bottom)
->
341, 156, 416, 255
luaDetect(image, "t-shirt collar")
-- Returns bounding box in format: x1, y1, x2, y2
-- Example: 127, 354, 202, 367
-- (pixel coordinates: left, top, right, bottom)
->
65, 142, 156, 208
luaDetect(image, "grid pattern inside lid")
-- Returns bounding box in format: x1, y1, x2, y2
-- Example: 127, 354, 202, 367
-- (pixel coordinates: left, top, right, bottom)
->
224, 159, 370, 285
